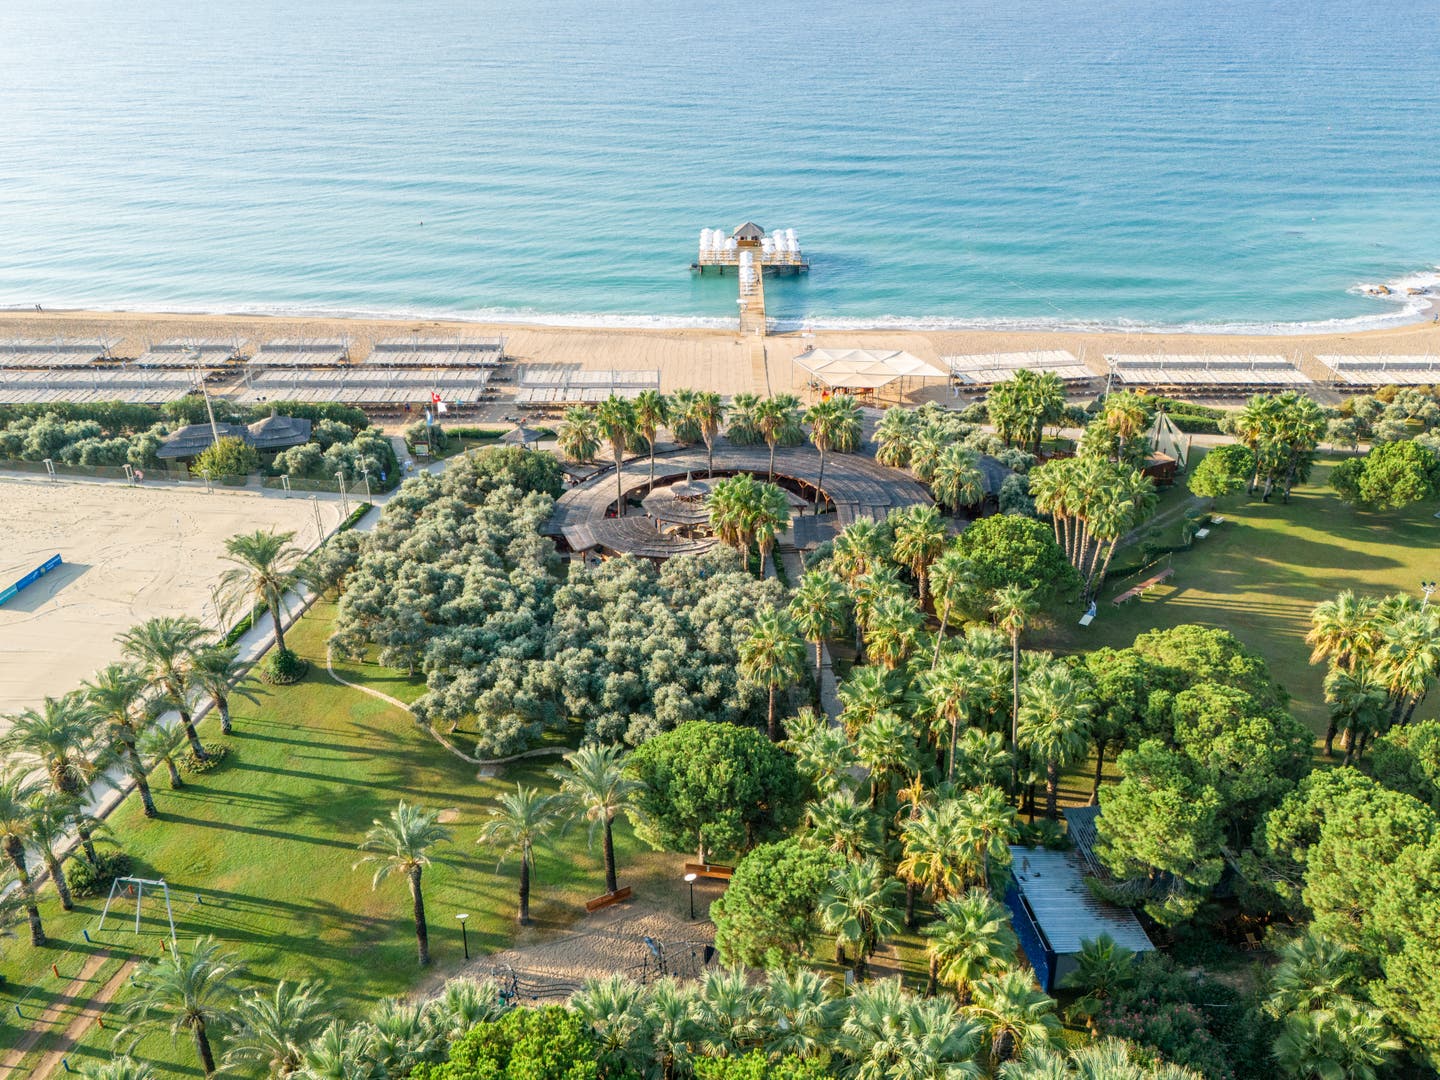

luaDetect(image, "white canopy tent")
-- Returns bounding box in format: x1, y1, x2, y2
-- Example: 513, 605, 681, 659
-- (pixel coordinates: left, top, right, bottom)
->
792, 348, 948, 393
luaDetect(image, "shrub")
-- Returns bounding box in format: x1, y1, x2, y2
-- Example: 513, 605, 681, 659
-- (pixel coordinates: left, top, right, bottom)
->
193, 436, 258, 480
260, 647, 308, 685
180, 742, 230, 774
67, 851, 134, 899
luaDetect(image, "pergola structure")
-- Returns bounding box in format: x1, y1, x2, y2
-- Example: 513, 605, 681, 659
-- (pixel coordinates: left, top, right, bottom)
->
792, 348, 947, 399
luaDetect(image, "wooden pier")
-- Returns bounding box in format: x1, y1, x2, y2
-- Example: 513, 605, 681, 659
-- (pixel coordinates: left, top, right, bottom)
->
692, 222, 807, 345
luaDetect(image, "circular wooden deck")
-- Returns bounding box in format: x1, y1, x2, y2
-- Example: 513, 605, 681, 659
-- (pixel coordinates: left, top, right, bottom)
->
547, 444, 932, 558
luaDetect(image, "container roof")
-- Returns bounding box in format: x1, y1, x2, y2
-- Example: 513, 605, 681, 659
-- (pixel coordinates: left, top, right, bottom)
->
1007, 845, 1154, 956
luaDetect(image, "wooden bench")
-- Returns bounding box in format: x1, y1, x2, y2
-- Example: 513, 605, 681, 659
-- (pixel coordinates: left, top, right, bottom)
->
584, 886, 633, 913
683, 862, 735, 881
1111, 567, 1175, 607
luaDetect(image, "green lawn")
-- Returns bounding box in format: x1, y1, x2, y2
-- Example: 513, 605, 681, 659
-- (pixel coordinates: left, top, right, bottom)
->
0, 599, 667, 1078
1035, 455, 1440, 734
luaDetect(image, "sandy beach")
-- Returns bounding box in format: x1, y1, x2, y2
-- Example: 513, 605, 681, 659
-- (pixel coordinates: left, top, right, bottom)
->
4, 308, 1439, 406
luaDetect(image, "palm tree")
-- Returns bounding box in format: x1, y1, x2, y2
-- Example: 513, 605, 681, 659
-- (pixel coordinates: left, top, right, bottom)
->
874, 407, 920, 468
595, 395, 637, 517
668, 389, 702, 444
355, 801, 452, 965
788, 570, 848, 682
1017, 666, 1092, 820
707, 474, 755, 553
424, 976, 508, 1040
226, 979, 331, 1077
924, 889, 1017, 1000
899, 799, 970, 924
0, 766, 45, 944
857, 710, 919, 810
218, 529, 304, 655
806, 789, 881, 859
991, 586, 1037, 798
138, 724, 185, 791
120, 616, 211, 761
1057, 934, 1136, 1026
1307, 591, 1379, 673
78, 1058, 156, 1080
750, 480, 791, 577
932, 446, 986, 515
831, 518, 890, 586
819, 858, 904, 978
476, 784, 560, 925
970, 969, 1062, 1065
837, 666, 901, 739
573, 974, 653, 1079
760, 967, 837, 1061
951, 785, 1018, 890
930, 550, 974, 667
739, 608, 807, 742
785, 710, 859, 796
1323, 664, 1389, 762
696, 966, 762, 1055
866, 592, 924, 671
727, 392, 763, 445
122, 935, 243, 1075
87, 663, 159, 818
1271, 1000, 1401, 1080
632, 389, 670, 492
2, 690, 105, 862
191, 645, 259, 736
892, 505, 949, 606
27, 793, 86, 911
549, 744, 645, 895
1374, 607, 1440, 728
805, 394, 863, 514
687, 391, 726, 477
950, 729, 1013, 792
557, 405, 601, 463
1265, 930, 1359, 1019
755, 394, 803, 481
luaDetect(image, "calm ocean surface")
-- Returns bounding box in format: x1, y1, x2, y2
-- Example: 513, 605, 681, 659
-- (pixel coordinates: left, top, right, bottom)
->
1, 0, 1437, 332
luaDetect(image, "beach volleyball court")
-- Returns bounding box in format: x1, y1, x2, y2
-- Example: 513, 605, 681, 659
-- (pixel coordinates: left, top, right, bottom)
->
0, 479, 344, 717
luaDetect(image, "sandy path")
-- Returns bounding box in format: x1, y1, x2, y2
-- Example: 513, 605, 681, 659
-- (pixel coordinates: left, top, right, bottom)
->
0, 949, 125, 1077
25, 958, 138, 1080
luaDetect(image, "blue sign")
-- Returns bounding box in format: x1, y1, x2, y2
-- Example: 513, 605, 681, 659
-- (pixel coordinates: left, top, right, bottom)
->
0, 554, 62, 607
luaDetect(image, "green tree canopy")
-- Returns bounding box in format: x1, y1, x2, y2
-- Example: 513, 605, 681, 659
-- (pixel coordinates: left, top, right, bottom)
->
1187, 443, 1257, 499
1333, 438, 1440, 509
956, 513, 1078, 603
627, 721, 805, 862
711, 838, 843, 969
411, 1005, 600, 1080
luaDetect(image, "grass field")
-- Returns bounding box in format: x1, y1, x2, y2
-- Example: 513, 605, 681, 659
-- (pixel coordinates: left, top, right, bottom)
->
1035, 454, 1440, 734
0, 598, 669, 1079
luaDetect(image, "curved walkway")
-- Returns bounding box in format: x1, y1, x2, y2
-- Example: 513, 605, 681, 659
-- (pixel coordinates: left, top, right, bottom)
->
324, 646, 566, 768
549, 443, 931, 556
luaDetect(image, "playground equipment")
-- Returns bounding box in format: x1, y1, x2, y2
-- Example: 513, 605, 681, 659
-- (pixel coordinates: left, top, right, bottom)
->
97, 876, 178, 946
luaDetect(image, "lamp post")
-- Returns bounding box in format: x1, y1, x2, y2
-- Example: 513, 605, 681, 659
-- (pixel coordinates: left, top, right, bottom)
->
684, 872, 698, 921
335, 470, 349, 517
1422, 581, 1436, 609
456, 913, 470, 960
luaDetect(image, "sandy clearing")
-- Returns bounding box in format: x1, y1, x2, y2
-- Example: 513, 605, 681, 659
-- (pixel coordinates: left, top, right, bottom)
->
0, 479, 344, 717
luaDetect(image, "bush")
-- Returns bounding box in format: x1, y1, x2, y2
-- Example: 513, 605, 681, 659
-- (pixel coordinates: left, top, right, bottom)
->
180, 742, 230, 774
193, 436, 258, 481
66, 851, 134, 899
260, 647, 308, 685
411, 1006, 599, 1080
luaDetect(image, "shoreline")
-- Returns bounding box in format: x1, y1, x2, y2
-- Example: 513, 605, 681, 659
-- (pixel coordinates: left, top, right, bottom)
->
3, 304, 1439, 402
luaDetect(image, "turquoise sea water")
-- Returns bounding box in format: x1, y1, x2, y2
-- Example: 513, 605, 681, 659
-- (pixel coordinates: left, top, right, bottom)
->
1, 0, 1437, 332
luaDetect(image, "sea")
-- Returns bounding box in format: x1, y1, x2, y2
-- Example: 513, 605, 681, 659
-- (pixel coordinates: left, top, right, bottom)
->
1, 0, 1437, 334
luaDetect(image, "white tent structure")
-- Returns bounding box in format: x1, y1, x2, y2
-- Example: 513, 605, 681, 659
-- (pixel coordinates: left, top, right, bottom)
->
792, 348, 947, 395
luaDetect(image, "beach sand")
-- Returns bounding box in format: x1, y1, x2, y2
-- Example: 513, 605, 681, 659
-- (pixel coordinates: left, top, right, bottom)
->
4, 307, 1440, 407
0, 479, 345, 717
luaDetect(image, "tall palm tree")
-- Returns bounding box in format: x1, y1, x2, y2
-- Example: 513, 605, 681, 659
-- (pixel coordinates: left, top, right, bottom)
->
573, 974, 654, 1079
191, 645, 260, 736
969, 969, 1062, 1065
0, 766, 45, 945
121, 935, 243, 1076
632, 389, 670, 492
819, 858, 905, 978
930, 550, 974, 667
924, 653, 986, 781
991, 586, 1037, 798
1057, 933, 1137, 1014
120, 616, 211, 761
87, 662, 159, 818
707, 474, 756, 553
932, 445, 986, 515
750, 480, 791, 577
874, 407, 920, 468
476, 784, 560, 925
951, 785, 1018, 890
218, 529, 304, 655
831, 518, 890, 586
138, 724, 185, 791
892, 504, 949, 606
549, 744, 645, 895
689, 391, 726, 477
804, 394, 863, 514
866, 592, 925, 671
738, 608, 807, 741
857, 710, 919, 810
1307, 591, 1380, 674
2, 690, 105, 862
1017, 666, 1092, 820
1323, 664, 1389, 762
899, 799, 970, 923
760, 967, 837, 1061
1375, 607, 1440, 728
226, 979, 331, 1078
924, 888, 1018, 1000
1271, 1000, 1401, 1080
726, 392, 763, 445
78, 1058, 156, 1080
595, 395, 637, 517
1265, 930, 1360, 1019
788, 570, 848, 682
754, 394, 802, 481
557, 405, 601, 463
668, 388, 702, 444
355, 801, 452, 965
27, 793, 85, 911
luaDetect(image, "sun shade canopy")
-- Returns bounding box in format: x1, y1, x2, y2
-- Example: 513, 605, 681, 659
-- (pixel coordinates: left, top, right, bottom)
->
793, 348, 947, 389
